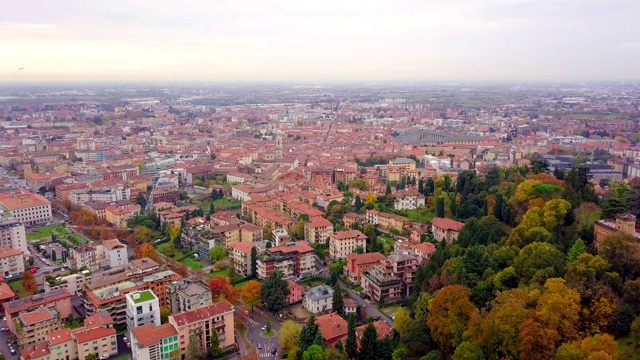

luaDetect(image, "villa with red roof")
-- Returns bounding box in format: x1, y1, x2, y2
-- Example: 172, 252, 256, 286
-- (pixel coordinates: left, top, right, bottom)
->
431, 217, 465, 243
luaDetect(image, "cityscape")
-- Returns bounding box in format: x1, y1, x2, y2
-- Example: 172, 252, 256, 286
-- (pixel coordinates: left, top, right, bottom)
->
2, 1, 640, 360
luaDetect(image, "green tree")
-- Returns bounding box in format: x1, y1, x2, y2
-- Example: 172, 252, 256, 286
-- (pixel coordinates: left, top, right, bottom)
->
186, 333, 203, 360
358, 322, 379, 360
209, 331, 221, 358
452, 341, 485, 360
421, 351, 443, 360
279, 320, 301, 356
512, 242, 565, 285
599, 232, 640, 280
209, 245, 226, 261
436, 197, 445, 218
250, 247, 257, 277
386, 183, 392, 195
345, 314, 357, 359
302, 345, 327, 360
86, 354, 97, 360
261, 270, 290, 313
613, 303, 636, 336
354, 195, 363, 211
209, 202, 215, 215
332, 287, 345, 317
136, 193, 147, 207
567, 238, 586, 263
298, 315, 320, 356
392, 348, 407, 360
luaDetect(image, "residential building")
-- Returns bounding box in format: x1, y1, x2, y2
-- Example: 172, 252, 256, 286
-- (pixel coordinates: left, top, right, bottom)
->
344, 252, 386, 284
131, 323, 179, 360
0, 189, 52, 226
55, 183, 89, 202
230, 242, 253, 277
105, 204, 141, 228
365, 210, 406, 231
125, 290, 161, 335
256, 241, 315, 280
594, 213, 640, 246
70, 186, 131, 206
329, 230, 367, 260
74, 325, 118, 360
167, 279, 212, 314
102, 238, 129, 268
44, 273, 87, 296
3, 288, 72, 335
303, 284, 334, 314
344, 299, 357, 315
387, 251, 420, 297
287, 281, 303, 304
16, 308, 64, 346
393, 189, 426, 210
69, 245, 104, 271
20, 328, 77, 360
168, 300, 235, 358
271, 228, 291, 247
304, 217, 333, 244
360, 260, 402, 303
431, 217, 464, 243
412, 242, 437, 264
0, 218, 28, 253
0, 247, 24, 278
315, 312, 348, 346
355, 320, 393, 349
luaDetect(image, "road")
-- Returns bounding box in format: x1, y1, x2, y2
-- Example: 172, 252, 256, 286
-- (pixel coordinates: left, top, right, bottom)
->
0, 317, 19, 360
337, 280, 394, 327
237, 306, 281, 359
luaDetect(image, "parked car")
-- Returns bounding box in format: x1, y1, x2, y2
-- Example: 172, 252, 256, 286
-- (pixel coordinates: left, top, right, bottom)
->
99, 354, 109, 360
10, 347, 16, 355
257, 343, 262, 350
29, 268, 37, 273
0, 327, 8, 332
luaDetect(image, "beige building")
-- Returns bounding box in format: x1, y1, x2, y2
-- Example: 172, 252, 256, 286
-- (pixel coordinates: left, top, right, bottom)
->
431, 217, 464, 243
105, 204, 141, 228
131, 323, 179, 360
0, 247, 24, 278
256, 241, 315, 280
21, 328, 77, 360
329, 230, 367, 260
230, 242, 253, 277
167, 279, 212, 314
304, 217, 333, 244
75, 325, 118, 360
0, 219, 28, 253
169, 300, 235, 358
16, 308, 64, 347
0, 189, 52, 226
69, 244, 105, 271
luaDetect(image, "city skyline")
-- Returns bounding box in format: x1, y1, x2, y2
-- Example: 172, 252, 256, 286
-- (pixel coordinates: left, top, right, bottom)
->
2, 0, 640, 83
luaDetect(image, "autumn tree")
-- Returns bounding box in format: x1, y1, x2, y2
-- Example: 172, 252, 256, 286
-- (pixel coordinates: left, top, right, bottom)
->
279, 320, 301, 356
536, 278, 581, 343
167, 223, 181, 242
160, 306, 171, 324
22, 271, 37, 295
208, 276, 239, 304
133, 242, 162, 263
427, 285, 478, 355
240, 280, 261, 310
134, 225, 153, 243
518, 318, 558, 360
452, 341, 485, 360
186, 333, 203, 360
599, 232, 640, 280
512, 242, 565, 285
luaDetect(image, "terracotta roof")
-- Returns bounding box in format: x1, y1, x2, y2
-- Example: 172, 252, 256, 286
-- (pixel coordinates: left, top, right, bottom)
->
83, 310, 114, 328
48, 328, 73, 346
171, 300, 233, 327
316, 312, 348, 342
21, 341, 50, 360
3, 288, 71, 314
231, 242, 253, 254
331, 230, 367, 240
0, 247, 22, 259
412, 242, 437, 255
346, 252, 385, 266
132, 323, 178, 347
0, 281, 15, 301
431, 217, 464, 231
102, 238, 125, 250
0, 190, 51, 210
307, 217, 333, 228
20, 308, 57, 325
75, 326, 116, 344
268, 241, 314, 255
356, 320, 394, 342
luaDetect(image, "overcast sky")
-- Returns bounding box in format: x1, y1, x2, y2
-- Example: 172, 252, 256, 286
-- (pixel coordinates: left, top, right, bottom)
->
1, 0, 639, 83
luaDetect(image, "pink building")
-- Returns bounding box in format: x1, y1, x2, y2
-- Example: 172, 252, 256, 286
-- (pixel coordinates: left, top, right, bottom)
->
3, 288, 72, 335
287, 281, 303, 304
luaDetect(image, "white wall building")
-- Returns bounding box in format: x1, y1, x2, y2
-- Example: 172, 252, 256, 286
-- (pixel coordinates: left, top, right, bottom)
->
303, 284, 334, 314
0, 219, 28, 254
102, 238, 129, 268
126, 290, 161, 337
0, 247, 24, 278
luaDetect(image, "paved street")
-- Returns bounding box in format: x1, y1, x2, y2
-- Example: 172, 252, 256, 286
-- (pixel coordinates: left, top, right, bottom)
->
239, 307, 281, 359
0, 317, 20, 360
337, 280, 394, 327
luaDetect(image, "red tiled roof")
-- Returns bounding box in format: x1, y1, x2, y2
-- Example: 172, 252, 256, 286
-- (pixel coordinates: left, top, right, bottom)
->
412, 242, 437, 255
431, 217, 464, 231
316, 312, 348, 343
171, 300, 233, 327
48, 329, 73, 346
0, 282, 15, 301
21, 341, 50, 360
346, 252, 385, 266
307, 217, 333, 228
232, 242, 253, 254
269, 241, 314, 255
331, 230, 367, 240
132, 323, 178, 347
75, 326, 116, 344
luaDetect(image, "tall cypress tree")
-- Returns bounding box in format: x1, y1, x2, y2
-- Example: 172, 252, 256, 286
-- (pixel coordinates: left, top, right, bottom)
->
436, 198, 445, 218
358, 322, 379, 360
493, 193, 504, 221
345, 314, 358, 360
332, 287, 345, 318
298, 315, 319, 356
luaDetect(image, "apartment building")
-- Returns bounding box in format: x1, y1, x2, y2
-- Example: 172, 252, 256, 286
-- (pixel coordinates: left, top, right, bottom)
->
256, 241, 315, 280
304, 217, 333, 244
365, 210, 407, 232
102, 238, 128, 268
75, 325, 118, 360
594, 213, 640, 246
211, 222, 262, 249
20, 328, 77, 360
131, 323, 179, 360
360, 260, 402, 303
55, 183, 89, 202
230, 242, 253, 277
243, 204, 293, 233
411, 242, 437, 264
16, 308, 64, 346
431, 217, 464, 243
167, 279, 212, 314
329, 230, 367, 260
344, 252, 386, 284
44, 273, 87, 296
169, 300, 235, 358
271, 228, 291, 247
3, 288, 72, 335
0, 189, 52, 226
69, 245, 104, 271
303, 284, 334, 314
0, 247, 24, 278
0, 218, 28, 253
105, 204, 141, 228
386, 251, 420, 297
70, 186, 131, 206
126, 290, 161, 336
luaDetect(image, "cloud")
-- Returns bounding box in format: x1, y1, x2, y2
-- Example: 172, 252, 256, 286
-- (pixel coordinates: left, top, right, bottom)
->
618, 42, 640, 49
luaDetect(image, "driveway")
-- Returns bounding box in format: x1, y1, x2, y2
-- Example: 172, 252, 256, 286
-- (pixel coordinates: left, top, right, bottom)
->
116, 333, 132, 358
337, 280, 394, 327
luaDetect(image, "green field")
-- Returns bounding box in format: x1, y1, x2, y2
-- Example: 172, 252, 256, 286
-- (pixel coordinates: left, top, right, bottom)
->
209, 268, 229, 278
403, 208, 435, 224
182, 257, 203, 270
234, 280, 249, 289
65, 321, 83, 329
194, 197, 241, 214
8, 279, 27, 298
157, 243, 204, 270
26, 225, 71, 240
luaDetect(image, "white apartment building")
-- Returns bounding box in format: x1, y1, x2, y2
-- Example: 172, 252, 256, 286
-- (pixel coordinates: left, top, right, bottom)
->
0, 247, 24, 278
0, 190, 52, 226
329, 230, 368, 260
70, 186, 131, 205
0, 219, 28, 253
102, 238, 129, 268
393, 190, 426, 210
126, 290, 161, 336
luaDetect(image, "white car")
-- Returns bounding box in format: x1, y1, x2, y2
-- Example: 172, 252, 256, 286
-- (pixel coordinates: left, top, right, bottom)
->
99, 355, 109, 360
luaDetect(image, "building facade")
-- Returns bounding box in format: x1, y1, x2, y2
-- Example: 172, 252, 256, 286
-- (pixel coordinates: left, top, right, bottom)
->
329, 230, 367, 260
0, 190, 52, 226
0, 219, 28, 253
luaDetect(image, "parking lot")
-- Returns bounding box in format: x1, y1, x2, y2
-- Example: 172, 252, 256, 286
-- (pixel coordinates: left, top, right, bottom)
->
0, 317, 20, 360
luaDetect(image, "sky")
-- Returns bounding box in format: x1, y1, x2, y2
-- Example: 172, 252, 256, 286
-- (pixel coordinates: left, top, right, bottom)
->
1, 0, 640, 83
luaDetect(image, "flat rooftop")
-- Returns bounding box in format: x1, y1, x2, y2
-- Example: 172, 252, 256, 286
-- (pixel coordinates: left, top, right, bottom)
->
130, 290, 156, 304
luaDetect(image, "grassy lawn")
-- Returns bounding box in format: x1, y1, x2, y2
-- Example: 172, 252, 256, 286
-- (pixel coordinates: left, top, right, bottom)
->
209, 268, 229, 278
8, 279, 27, 298
113, 356, 131, 360
262, 330, 275, 337
212, 197, 241, 211
26, 225, 67, 240
379, 235, 395, 254
403, 208, 435, 224
234, 280, 249, 289
182, 257, 203, 270
379, 304, 402, 317
65, 321, 83, 329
